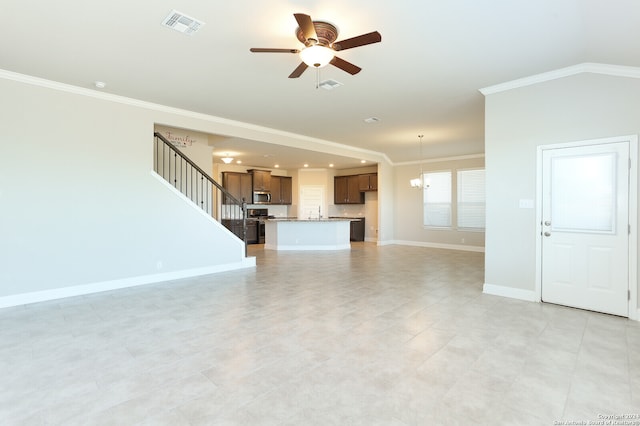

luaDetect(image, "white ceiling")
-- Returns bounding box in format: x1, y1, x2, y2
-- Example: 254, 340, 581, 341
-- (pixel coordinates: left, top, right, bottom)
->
3, 1, 640, 169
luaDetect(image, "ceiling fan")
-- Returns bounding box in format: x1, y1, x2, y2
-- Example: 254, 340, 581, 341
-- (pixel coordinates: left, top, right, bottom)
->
250, 13, 382, 78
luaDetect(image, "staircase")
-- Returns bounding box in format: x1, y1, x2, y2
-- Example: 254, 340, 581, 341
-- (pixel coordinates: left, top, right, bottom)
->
153, 132, 248, 254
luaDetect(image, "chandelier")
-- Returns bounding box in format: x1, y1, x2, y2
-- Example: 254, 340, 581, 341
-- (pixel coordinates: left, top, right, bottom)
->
410, 135, 425, 188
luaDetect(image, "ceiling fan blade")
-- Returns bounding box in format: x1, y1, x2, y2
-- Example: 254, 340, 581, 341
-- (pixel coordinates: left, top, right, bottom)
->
330, 56, 361, 75
294, 13, 318, 44
333, 31, 382, 51
288, 62, 309, 78
250, 48, 300, 53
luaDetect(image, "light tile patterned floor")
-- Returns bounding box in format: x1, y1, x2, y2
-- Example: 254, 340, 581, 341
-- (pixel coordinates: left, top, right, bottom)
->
1, 243, 639, 425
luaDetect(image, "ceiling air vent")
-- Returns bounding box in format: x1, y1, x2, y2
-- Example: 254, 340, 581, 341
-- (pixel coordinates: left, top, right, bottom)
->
319, 79, 343, 91
161, 10, 205, 35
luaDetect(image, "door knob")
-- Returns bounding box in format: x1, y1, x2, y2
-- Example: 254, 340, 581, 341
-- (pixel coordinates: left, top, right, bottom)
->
544, 220, 551, 226
544, 231, 551, 237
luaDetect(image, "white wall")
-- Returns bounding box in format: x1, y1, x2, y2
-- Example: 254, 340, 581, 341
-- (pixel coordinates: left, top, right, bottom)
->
393, 156, 485, 250
0, 78, 251, 304
484, 72, 640, 307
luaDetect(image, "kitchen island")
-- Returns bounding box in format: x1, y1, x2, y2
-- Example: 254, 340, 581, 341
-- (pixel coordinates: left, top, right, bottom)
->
264, 218, 353, 251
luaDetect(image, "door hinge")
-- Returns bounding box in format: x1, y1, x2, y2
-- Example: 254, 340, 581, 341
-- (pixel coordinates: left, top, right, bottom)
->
629, 224, 632, 235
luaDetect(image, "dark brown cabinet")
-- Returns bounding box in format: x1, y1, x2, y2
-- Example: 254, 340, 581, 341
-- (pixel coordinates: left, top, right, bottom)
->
270, 176, 292, 205
246, 220, 258, 243
334, 175, 364, 204
222, 172, 252, 204
249, 169, 271, 192
221, 219, 258, 244
358, 173, 377, 191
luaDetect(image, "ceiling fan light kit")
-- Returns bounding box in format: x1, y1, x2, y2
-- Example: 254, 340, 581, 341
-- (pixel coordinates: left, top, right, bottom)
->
299, 45, 334, 68
250, 13, 381, 80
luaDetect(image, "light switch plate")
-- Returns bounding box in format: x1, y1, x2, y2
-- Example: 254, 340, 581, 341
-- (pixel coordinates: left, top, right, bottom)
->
519, 199, 534, 209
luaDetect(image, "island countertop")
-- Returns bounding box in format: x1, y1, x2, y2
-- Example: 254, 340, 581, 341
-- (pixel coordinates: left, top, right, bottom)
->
266, 218, 357, 222
264, 218, 352, 250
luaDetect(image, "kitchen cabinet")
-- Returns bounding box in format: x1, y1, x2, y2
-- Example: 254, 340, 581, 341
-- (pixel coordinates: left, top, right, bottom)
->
270, 176, 292, 205
334, 175, 364, 204
246, 220, 258, 243
350, 218, 365, 242
222, 172, 252, 204
249, 169, 271, 192
222, 219, 258, 244
358, 173, 377, 191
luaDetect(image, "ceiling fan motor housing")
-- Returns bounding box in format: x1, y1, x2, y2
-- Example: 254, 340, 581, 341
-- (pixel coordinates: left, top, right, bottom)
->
296, 21, 339, 47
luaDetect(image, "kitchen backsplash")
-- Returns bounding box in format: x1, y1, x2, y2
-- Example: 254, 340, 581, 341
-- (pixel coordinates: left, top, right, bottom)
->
328, 204, 366, 217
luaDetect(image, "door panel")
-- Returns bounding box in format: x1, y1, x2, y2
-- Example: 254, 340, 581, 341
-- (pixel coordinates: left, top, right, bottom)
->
541, 142, 629, 316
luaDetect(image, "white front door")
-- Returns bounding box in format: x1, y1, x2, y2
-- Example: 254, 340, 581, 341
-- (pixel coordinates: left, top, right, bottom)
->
541, 141, 629, 316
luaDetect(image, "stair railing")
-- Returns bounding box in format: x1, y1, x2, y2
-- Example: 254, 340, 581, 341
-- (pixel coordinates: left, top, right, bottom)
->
153, 132, 248, 254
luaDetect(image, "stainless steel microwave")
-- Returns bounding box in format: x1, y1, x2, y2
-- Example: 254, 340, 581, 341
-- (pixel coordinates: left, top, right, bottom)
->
253, 191, 271, 204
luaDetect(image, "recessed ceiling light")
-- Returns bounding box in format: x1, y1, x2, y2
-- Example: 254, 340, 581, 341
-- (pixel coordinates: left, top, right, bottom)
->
363, 117, 380, 124
94, 81, 106, 89
274, 164, 280, 168
329, 163, 334, 168
303, 164, 309, 168
236, 160, 242, 164
361, 160, 366, 163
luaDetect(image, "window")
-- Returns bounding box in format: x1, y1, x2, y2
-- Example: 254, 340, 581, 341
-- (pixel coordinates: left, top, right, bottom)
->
423, 171, 451, 227
421, 168, 486, 230
457, 169, 486, 229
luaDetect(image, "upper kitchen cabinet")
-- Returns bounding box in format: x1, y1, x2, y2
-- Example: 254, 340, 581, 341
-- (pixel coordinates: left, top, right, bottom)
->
334, 175, 364, 204
271, 176, 292, 205
249, 169, 271, 192
222, 172, 252, 204
358, 173, 377, 191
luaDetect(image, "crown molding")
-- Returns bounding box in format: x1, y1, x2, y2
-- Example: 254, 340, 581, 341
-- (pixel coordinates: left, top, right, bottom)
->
0, 68, 393, 166
479, 62, 640, 96
394, 153, 485, 167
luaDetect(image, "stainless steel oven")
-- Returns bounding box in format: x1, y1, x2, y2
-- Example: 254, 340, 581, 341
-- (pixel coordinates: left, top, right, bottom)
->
247, 208, 268, 244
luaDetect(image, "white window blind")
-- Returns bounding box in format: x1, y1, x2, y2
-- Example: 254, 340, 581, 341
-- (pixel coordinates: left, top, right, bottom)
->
457, 169, 485, 229
423, 171, 451, 227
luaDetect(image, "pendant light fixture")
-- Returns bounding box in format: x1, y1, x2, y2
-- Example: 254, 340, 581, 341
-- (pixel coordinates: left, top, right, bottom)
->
221, 153, 234, 164
410, 134, 425, 188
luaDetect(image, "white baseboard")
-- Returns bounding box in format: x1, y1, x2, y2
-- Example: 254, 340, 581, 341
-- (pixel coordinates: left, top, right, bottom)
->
0, 258, 256, 309
482, 283, 539, 302
389, 240, 485, 253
